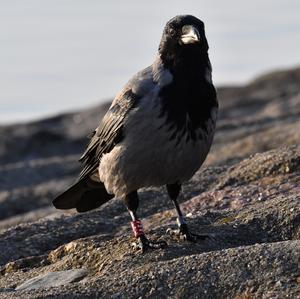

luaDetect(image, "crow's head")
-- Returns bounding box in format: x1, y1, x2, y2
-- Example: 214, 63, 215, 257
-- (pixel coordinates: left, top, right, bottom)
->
158, 15, 209, 69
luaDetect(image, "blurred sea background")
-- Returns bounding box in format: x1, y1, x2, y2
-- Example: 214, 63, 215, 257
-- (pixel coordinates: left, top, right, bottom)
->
1, 0, 300, 124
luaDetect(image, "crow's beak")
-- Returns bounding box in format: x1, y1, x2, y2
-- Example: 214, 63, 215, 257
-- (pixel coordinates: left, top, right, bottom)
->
181, 25, 200, 44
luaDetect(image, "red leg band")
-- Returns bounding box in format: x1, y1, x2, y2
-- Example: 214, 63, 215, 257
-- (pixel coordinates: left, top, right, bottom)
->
131, 220, 144, 238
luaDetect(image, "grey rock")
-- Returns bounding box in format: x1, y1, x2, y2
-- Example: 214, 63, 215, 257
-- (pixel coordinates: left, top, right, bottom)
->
0, 102, 111, 165
0, 288, 15, 293
0, 67, 300, 298
15, 269, 88, 291
216, 144, 300, 189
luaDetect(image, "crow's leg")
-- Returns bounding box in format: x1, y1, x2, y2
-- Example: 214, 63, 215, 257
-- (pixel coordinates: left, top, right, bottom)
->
124, 191, 167, 253
166, 183, 207, 242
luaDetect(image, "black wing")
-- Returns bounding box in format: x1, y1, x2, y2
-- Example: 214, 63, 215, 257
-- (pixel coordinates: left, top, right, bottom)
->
78, 66, 155, 180
78, 89, 140, 180
53, 65, 160, 211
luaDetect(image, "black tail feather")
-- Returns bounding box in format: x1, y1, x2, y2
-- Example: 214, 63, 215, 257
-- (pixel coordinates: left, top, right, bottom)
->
75, 187, 114, 212
52, 178, 114, 212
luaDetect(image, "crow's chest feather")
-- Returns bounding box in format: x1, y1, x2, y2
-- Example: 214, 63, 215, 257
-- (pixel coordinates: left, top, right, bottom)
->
158, 78, 217, 141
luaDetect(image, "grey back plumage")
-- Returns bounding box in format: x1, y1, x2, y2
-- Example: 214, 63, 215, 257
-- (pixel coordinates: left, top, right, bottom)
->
78, 64, 163, 180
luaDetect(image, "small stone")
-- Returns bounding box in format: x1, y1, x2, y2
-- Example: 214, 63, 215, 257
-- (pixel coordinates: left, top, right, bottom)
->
111, 292, 121, 299
0, 288, 15, 293
15, 269, 88, 291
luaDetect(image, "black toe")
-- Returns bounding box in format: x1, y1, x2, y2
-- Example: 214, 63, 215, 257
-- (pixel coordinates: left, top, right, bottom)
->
167, 224, 208, 242
132, 235, 167, 253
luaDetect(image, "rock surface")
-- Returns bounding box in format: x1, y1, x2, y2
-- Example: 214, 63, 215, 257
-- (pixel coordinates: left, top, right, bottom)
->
15, 269, 88, 291
0, 67, 299, 298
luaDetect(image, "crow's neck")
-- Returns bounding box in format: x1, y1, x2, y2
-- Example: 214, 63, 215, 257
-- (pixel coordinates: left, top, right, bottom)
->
158, 51, 217, 134
161, 48, 210, 83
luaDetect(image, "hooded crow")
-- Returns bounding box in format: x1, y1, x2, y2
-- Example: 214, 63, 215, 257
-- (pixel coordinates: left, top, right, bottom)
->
53, 15, 218, 252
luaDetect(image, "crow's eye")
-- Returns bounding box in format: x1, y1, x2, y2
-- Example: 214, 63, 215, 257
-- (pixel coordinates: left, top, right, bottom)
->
169, 28, 176, 36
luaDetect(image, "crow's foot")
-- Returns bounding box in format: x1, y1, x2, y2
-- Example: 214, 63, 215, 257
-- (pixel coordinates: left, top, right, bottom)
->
132, 235, 167, 253
167, 223, 208, 242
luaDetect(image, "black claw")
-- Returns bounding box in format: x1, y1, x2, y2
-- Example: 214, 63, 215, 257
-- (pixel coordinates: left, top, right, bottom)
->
132, 235, 167, 253
167, 223, 208, 242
